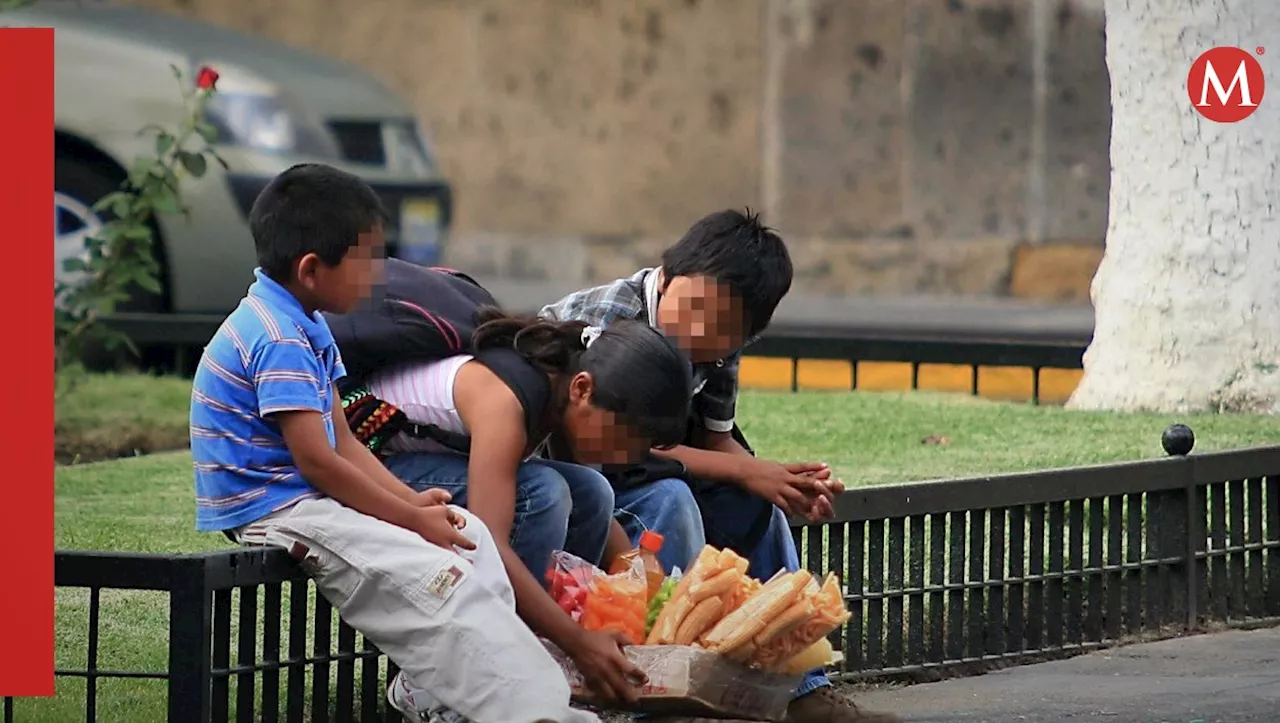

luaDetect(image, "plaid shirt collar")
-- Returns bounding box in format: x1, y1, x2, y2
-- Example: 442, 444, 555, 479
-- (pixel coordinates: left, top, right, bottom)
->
642, 268, 662, 332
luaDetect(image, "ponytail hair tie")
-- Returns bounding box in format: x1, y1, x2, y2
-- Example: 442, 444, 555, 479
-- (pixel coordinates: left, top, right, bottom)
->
581, 325, 603, 349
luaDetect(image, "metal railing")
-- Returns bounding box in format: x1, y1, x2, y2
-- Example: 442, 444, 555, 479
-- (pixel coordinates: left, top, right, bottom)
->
105, 313, 1087, 403
9, 445, 1277, 722
791, 445, 1280, 679
36, 549, 401, 723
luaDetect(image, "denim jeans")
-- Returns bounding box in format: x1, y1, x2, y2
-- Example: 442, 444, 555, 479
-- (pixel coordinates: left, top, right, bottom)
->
383, 452, 616, 583
614, 478, 831, 698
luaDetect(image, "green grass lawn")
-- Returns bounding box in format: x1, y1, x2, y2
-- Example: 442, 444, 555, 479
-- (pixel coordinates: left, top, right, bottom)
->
738, 390, 1280, 485
31, 375, 1280, 722
55, 373, 191, 464
56, 372, 1280, 477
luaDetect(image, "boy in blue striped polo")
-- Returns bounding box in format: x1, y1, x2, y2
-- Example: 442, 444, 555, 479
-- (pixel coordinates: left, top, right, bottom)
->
190, 163, 597, 723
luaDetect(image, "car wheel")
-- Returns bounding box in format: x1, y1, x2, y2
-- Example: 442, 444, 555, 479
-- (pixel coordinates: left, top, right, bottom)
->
55, 155, 170, 370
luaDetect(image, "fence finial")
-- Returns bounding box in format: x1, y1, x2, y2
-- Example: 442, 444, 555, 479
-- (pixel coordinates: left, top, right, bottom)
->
1161, 423, 1195, 456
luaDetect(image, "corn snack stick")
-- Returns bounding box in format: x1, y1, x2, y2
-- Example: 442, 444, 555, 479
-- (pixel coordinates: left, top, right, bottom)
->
704, 571, 811, 653
649, 593, 698, 644
751, 598, 815, 648
644, 546, 718, 644
673, 596, 724, 645
689, 568, 740, 602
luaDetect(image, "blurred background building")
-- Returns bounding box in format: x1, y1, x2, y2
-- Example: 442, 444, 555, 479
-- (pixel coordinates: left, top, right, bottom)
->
126, 0, 1111, 304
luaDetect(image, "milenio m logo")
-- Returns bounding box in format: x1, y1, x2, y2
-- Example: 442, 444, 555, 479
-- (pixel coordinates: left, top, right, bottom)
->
1187, 46, 1266, 122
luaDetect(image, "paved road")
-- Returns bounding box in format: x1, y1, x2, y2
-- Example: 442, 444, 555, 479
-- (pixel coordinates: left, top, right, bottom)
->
476, 277, 1095, 343
119, 278, 1096, 348
849, 627, 1280, 723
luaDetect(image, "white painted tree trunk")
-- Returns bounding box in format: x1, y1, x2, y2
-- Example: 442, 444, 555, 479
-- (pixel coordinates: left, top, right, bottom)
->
1068, 0, 1280, 414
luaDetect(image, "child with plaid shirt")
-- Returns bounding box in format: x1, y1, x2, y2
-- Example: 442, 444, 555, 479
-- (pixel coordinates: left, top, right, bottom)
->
541, 209, 900, 723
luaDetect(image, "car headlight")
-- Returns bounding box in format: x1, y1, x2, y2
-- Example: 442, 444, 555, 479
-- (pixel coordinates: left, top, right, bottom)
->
197, 62, 339, 158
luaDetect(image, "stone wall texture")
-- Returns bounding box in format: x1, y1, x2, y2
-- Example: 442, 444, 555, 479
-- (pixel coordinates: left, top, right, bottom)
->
129, 0, 1112, 301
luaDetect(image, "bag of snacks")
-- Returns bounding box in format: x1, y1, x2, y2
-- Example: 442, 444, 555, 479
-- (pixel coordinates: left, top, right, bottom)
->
546, 550, 601, 622
581, 555, 649, 645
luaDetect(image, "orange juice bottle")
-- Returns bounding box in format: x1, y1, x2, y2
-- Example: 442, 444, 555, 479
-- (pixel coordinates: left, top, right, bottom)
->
610, 530, 666, 600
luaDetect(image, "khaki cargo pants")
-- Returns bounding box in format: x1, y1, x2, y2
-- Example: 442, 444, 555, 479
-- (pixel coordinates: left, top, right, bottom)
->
235, 497, 599, 723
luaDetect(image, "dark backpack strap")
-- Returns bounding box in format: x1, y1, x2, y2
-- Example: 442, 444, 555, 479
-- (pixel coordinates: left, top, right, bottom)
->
401, 421, 472, 454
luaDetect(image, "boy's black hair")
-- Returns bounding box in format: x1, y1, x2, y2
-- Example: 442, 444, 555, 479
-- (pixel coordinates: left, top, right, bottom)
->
249, 163, 388, 281
472, 310, 693, 448
660, 208, 793, 338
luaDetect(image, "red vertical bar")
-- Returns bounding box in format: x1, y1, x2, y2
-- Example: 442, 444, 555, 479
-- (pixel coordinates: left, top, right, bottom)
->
0, 27, 55, 697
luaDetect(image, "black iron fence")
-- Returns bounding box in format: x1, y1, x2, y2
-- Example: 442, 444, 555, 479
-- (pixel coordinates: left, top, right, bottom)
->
12, 446, 1277, 721
106, 313, 1087, 403
790, 444, 1280, 680
25, 549, 399, 723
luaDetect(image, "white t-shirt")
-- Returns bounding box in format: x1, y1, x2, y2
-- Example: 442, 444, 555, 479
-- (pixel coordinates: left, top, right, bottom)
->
366, 355, 473, 454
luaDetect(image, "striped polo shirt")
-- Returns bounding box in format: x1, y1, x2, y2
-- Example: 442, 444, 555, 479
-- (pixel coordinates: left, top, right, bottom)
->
190, 269, 346, 532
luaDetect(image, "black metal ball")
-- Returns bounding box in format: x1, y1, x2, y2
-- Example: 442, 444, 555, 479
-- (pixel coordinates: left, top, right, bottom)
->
1161, 424, 1195, 456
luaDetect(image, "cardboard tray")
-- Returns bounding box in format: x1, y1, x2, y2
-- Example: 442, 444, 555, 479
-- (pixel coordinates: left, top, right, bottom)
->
543, 642, 802, 721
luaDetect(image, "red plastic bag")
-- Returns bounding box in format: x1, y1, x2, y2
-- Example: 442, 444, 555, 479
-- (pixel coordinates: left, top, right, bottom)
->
546, 550, 603, 622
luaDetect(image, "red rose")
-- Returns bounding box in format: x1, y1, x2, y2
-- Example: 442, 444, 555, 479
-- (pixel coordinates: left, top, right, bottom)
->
195, 66, 219, 91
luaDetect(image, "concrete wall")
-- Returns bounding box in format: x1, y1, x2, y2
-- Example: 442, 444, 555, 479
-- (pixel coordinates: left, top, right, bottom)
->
131, 0, 1112, 302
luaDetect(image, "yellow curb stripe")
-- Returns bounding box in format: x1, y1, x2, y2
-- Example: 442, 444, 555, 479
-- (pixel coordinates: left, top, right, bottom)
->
739, 357, 1082, 404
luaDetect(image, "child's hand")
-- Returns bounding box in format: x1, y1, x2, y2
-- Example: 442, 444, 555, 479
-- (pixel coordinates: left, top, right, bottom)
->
567, 628, 647, 704
412, 488, 453, 507
740, 459, 839, 522
412, 505, 476, 551
797, 465, 844, 520
789, 461, 838, 487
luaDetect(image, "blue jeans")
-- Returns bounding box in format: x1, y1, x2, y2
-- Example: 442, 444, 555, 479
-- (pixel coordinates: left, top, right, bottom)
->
383, 452, 616, 583
614, 478, 830, 699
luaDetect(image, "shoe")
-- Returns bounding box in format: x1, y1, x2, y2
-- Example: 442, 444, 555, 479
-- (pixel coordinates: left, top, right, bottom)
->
387, 671, 471, 723
784, 686, 902, 723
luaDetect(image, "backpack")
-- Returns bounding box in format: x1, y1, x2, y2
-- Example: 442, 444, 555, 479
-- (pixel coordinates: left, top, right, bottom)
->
323, 259, 550, 455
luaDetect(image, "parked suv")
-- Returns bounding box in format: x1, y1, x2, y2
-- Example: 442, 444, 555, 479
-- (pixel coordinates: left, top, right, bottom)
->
17, 0, 452, 316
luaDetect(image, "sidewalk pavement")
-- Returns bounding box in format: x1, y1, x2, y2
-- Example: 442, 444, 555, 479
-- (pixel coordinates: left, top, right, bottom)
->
848, 627, 1280, 723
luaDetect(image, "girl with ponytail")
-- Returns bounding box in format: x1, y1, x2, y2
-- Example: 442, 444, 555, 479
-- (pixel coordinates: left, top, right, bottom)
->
366, 308, 692, 703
